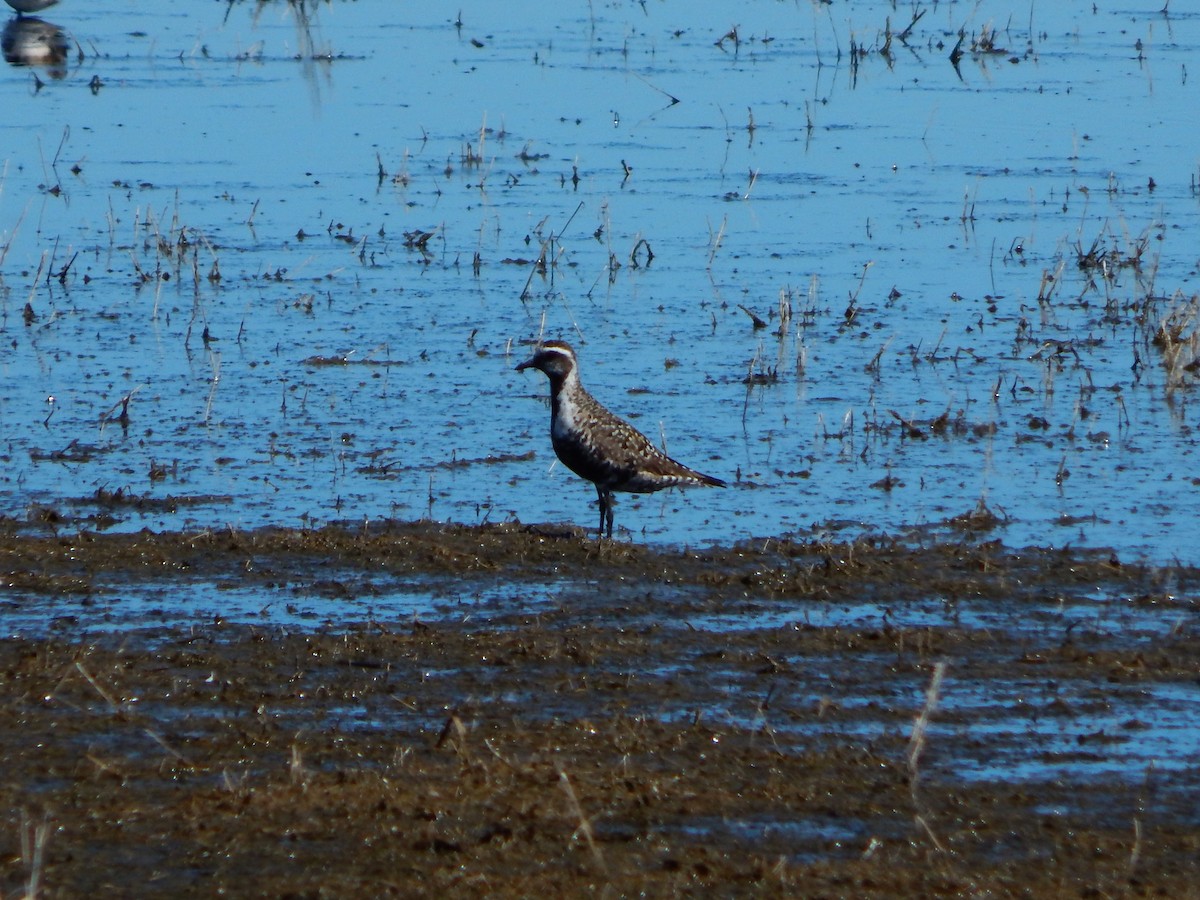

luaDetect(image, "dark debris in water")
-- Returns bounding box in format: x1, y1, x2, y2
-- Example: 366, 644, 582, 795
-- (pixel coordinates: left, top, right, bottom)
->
71, 486, 234, 513
27, 439, 106, 464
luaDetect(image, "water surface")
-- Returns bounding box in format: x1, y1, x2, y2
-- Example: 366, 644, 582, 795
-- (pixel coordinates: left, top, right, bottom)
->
1, 0, 1198, 561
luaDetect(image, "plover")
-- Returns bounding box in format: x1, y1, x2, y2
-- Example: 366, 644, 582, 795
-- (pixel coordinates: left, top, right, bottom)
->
516, 340, 725, 538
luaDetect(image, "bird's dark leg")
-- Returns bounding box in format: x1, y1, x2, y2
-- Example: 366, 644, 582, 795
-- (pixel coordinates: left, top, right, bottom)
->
595, 486, 615, 540
595, 485, 607, 540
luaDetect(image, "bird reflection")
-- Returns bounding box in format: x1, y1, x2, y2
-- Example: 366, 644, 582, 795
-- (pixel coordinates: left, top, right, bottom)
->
2, 15, 70, 79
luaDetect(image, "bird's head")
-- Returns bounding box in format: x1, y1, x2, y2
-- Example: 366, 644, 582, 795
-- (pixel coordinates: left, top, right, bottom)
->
515, 340, 578, 381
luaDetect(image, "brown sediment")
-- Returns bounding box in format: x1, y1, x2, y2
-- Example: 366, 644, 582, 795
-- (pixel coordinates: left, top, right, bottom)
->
0, 520, 1198, 896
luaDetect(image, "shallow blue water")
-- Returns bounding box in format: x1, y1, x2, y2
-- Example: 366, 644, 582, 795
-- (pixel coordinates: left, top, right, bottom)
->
0, 0, 1198, 562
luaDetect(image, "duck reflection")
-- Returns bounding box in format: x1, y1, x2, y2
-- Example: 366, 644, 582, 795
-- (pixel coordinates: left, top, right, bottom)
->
2, 15, 70, 78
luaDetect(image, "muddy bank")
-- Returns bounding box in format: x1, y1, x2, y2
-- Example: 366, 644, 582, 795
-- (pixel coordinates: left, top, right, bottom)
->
1, 515, 1184, 605
1, 521, 1198, 896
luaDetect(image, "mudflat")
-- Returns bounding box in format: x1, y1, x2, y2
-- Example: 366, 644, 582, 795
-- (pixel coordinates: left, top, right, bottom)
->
1, 521, 1198, 896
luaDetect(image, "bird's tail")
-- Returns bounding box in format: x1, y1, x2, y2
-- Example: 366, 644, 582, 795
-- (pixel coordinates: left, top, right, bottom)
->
693, 470, 727, 488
